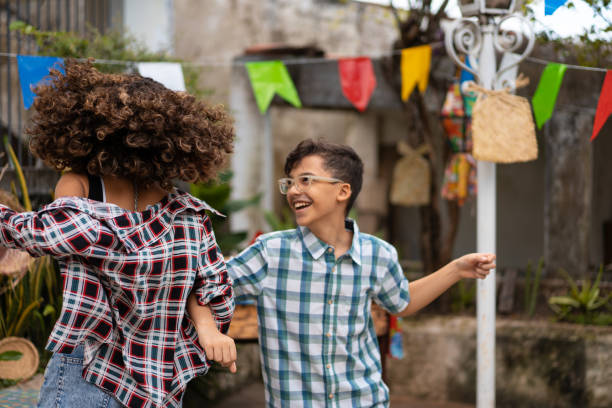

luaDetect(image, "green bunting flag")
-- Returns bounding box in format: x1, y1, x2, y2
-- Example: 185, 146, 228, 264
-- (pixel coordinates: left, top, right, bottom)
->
245, 61, 302, 114
532, 63, 567, 129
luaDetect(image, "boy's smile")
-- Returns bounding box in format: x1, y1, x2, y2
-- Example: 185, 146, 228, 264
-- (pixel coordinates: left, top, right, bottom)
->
286, 155, 350, 229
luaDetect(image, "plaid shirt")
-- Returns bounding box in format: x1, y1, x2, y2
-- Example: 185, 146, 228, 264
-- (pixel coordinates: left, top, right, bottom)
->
228, 220, 410, 407
0, 191, 234, 408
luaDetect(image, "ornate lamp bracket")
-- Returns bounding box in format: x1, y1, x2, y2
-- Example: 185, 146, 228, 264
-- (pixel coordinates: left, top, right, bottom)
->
445, 17, 482, 79
445, 14, 535, 87
493, 14, 535, 85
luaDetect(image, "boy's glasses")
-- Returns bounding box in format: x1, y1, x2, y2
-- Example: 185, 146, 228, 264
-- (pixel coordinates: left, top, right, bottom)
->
278, 175, 345, 195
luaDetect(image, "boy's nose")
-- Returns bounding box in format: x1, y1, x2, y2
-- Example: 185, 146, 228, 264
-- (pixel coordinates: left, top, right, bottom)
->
287, 183, 302, 194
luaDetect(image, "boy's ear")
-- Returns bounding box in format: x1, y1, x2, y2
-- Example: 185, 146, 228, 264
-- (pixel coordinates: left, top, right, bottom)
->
336, 183, 352, 204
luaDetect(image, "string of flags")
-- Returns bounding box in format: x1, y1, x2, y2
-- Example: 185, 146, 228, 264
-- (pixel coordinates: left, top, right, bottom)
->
12, 43, 611, 142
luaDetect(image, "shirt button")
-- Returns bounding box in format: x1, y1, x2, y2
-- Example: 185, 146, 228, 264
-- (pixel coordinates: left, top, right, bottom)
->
331, 267, 336, 272
326, 364, 331, 369
328, 300, 333, 305
326, 332, 331, 338
327, 248, 333, 253
329, 393, 333, 399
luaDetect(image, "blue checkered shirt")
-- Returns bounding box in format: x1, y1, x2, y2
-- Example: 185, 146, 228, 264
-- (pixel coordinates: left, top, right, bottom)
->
227, 220, 410, 407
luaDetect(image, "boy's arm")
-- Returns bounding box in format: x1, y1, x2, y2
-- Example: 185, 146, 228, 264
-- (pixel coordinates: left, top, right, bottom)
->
224, 239, 269, 300
396, 253, 495, 317
187, 295, 237, 373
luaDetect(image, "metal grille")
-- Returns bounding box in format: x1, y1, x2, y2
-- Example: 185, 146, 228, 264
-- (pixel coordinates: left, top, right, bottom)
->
0, 0, 116, 168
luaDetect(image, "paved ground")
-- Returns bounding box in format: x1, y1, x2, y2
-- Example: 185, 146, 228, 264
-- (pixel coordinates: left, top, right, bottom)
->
0, 374, 43, 407
2, 375, 474, 407
213, 382, 474, 408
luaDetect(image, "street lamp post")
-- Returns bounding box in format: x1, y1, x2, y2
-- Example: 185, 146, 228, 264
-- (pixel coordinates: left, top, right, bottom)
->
444, 2, 535, 407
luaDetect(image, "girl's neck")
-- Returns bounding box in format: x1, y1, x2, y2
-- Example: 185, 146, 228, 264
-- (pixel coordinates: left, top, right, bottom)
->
102, 176, 167, 212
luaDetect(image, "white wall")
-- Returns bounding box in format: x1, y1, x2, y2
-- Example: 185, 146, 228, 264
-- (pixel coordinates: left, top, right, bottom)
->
123, 0, 174, 53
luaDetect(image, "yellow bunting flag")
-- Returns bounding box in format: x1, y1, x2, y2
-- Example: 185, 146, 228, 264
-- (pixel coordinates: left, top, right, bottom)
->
401, 45, 432, 101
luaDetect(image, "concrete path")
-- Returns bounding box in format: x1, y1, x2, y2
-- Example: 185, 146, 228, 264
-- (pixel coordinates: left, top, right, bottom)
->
212, 382, 474, 408
1, 375, 474, 407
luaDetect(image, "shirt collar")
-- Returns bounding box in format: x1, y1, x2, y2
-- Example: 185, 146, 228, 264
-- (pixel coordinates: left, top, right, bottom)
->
43, 190, 222, 253
298, 219, 362, 265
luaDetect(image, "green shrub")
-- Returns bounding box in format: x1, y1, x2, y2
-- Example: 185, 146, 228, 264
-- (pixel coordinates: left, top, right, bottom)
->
548, 265, 612, 326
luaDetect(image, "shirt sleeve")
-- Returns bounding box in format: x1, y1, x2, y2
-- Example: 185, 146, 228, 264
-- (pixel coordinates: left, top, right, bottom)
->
372, 245, 410, 314
0, 204, 100, 258
193, 216, 235, 334
225, 239, 268, 302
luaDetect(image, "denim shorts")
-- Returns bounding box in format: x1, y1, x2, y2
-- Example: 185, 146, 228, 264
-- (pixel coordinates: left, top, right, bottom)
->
37, 345, 123, 408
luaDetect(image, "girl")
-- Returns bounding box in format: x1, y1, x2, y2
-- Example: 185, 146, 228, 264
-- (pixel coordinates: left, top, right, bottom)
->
0, 59, 236, 408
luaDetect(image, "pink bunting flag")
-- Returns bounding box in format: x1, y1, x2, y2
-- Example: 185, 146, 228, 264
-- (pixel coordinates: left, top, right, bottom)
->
591, 70, 612, 141
338, 57, 377, 112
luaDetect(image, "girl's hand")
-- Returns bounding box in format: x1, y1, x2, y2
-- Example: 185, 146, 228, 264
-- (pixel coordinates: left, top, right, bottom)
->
454, 253, 496, 280
197, 329, 237, 373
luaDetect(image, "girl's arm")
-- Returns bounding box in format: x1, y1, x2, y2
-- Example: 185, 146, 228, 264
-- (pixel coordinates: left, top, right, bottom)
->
190, 215, 237, 371
0, 204, 100, 258
187, 294, 237, 373
396, 253, 496, 317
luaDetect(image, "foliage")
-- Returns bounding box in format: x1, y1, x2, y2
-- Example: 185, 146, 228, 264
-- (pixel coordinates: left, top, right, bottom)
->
190, 171, 261, 255
548, 265, 612, 325
523, 0, 612, 66
9, 21, 208, 98
524, 258, 544, 317
264, 206, 296, 231
0, 254, 60, 346
0, 144, 61, 351
3, 136, 31, 211
450, 280, 476, 313
0, 350, 22, 361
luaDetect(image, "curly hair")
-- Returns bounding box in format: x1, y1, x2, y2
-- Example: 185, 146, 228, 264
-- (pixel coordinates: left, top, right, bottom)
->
27, 58, 234, 190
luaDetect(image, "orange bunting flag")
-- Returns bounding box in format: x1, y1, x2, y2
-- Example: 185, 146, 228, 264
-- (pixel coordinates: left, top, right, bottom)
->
591, 70, 612, 141
401, 45, 432, 101
338, 57, 377, 112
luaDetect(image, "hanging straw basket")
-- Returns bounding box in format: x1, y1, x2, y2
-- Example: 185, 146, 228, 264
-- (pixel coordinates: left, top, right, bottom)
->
469, 75, 538, 163
0, 337, 40, 381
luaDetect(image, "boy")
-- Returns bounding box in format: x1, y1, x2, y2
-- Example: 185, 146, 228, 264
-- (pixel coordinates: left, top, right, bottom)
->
189, 139, 495, 407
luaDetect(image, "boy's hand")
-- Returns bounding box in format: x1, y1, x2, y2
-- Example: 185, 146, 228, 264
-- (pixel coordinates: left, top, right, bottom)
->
454, 253, 496, 280
197, 329, 237, 373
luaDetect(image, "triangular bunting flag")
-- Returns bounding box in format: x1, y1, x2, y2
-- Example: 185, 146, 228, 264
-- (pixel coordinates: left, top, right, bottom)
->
338, 57, 377, 112
532, 63, 567, 129
137, 62, 186, 92
245, 61, 302, 114
545, 0, 567, 16
591, 70, 612, 141
16, 55, 64, 109
401, 45, 432, 101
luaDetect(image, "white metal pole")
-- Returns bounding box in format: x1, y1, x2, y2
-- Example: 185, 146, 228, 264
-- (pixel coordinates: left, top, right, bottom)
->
476, 23, 496, 408
445, 10, 533, 408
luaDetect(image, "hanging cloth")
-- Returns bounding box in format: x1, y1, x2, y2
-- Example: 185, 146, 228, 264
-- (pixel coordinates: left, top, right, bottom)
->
440, 81, 477, 206
389, 142, 431, 207
441, 153, 477, 206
